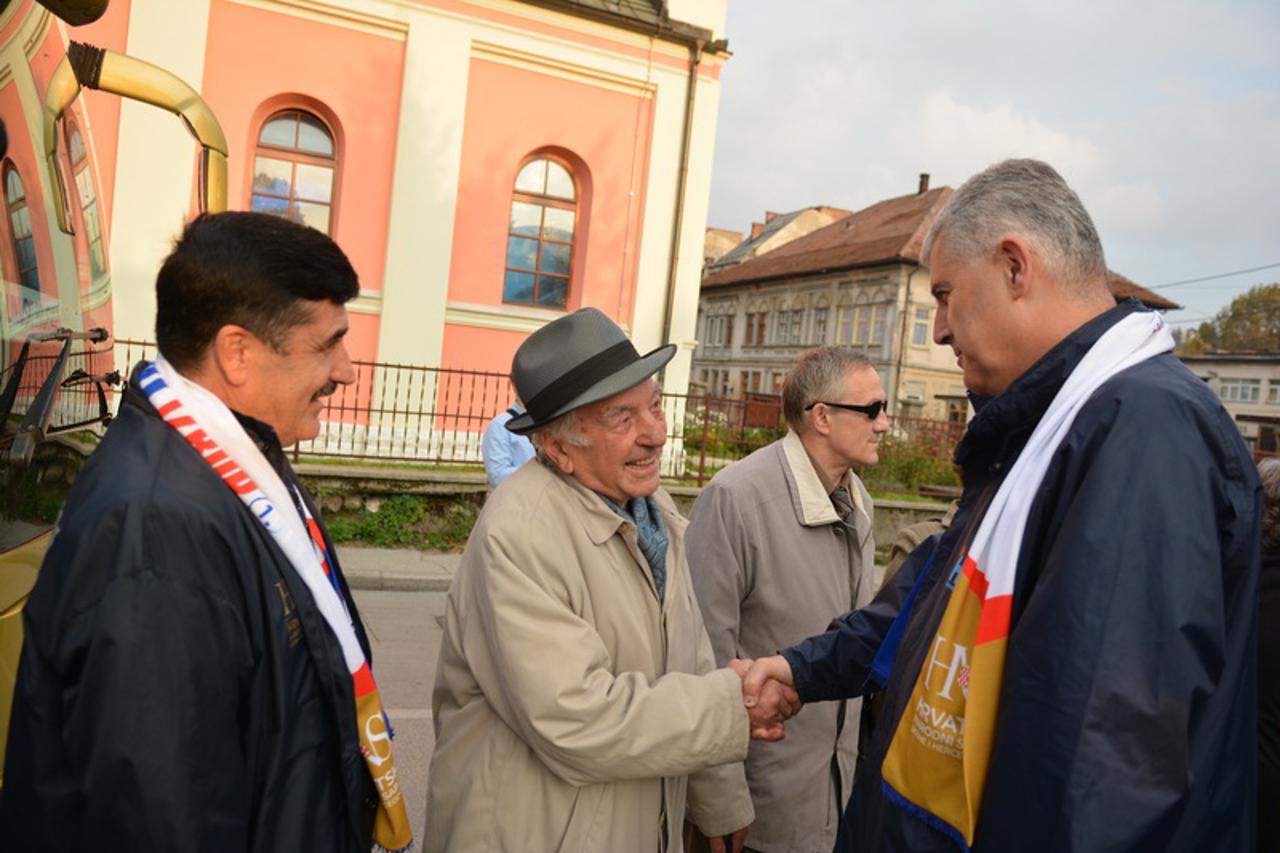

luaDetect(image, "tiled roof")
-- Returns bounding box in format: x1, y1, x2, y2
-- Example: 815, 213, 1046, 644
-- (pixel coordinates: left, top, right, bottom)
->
1107, 270, 1181, 310
703, 188, 953, 288
710, 209, 810, 268
702, 186, 1182, 312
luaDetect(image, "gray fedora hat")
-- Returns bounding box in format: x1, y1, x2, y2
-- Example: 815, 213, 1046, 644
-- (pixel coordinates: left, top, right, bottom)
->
506, 307, 675, 435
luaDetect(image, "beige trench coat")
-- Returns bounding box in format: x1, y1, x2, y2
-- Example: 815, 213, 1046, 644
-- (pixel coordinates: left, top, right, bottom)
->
425, 460, 754, 852
686, 431, 876, 853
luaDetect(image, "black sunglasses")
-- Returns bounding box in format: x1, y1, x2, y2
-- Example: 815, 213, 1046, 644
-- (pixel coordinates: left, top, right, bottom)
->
805, 399, 887, 419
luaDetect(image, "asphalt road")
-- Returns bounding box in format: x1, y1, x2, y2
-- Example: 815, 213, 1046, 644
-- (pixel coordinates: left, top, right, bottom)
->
354, 588, 446, 846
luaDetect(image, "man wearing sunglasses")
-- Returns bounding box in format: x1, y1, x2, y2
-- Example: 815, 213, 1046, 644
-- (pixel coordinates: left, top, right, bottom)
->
685, 347, 888, 853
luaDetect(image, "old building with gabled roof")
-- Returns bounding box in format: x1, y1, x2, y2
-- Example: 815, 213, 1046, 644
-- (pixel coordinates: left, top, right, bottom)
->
693, 176, 1179, 420
706, 205, 852, 271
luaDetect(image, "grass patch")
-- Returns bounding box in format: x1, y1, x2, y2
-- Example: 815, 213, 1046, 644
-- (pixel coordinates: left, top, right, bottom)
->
295, 455, 484, 474
324, 493, 482, 551
866, 488, 949, 504
1, 465, 69, 524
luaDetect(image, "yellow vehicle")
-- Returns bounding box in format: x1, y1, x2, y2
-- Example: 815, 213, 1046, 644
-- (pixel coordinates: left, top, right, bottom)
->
0, 0, 228, 780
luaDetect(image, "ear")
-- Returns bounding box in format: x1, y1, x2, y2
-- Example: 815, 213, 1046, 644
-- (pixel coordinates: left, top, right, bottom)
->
995, 236, 1034, 300
537, 432, 575, 475
809, 405, 833, 438
210, 325, 257, 388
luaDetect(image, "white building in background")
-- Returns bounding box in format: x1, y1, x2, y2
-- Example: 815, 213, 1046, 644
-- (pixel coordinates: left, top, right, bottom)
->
1180, 352, 1280, 453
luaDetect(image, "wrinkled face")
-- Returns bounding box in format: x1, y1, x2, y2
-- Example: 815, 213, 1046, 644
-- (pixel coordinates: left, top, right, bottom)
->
817, 366, 891, 467
243, 300, 356, 446
929, 237, 1019, 397
561, 378, 666, 503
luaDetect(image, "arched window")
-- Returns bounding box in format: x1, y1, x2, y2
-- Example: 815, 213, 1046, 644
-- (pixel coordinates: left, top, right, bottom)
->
67, 125, 106, 279
4, 163, 40, 311
503, 157, 576, 309
250, 109, 336, 233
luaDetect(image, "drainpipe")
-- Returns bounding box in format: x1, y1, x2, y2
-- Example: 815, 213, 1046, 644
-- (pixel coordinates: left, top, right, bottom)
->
660, 36, 704, 368
893, 265, 919, 414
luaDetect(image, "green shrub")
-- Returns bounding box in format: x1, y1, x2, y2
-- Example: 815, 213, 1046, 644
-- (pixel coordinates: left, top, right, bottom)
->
325, 493, 482, 551
866, 424, 961, 492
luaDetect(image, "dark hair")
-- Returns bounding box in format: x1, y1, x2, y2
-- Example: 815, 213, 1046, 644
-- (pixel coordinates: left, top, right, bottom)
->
155, 212, 358, 370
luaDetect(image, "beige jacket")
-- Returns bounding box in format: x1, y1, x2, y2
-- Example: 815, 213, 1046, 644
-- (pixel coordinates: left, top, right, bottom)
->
425, 459, 754, 852
686, 430, 876, 853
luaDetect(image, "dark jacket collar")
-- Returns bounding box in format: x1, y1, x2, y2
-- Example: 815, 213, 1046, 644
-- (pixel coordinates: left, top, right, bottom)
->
955, 300, 1147, 469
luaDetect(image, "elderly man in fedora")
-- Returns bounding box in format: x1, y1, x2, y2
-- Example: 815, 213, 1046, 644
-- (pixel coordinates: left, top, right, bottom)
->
425, 308, 792, 852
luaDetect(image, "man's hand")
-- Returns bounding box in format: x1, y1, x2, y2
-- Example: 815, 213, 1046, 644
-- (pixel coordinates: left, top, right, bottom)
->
728, 658, 801, 741
741, 654, 795, 701
708, 825, 749, 853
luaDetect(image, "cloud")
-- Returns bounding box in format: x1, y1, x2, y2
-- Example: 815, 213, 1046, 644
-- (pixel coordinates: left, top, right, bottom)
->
916, 90, 1101, 183
706, 1, 1280, 325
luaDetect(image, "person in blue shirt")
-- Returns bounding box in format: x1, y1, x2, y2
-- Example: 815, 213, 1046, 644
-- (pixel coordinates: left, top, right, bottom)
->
482, 403, 535, 488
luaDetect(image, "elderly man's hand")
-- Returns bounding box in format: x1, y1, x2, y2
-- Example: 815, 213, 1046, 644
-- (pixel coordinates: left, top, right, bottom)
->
728, 658, 801, 741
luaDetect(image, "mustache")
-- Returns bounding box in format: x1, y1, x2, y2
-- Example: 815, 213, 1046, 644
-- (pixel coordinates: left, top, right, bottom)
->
312, 381, 338, 401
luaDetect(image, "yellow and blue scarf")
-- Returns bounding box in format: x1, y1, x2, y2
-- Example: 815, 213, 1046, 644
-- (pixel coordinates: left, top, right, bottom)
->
880, 312, 1173, 849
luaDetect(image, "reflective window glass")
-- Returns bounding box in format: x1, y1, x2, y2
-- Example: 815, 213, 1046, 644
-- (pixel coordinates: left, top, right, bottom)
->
252, 110, 337, 234
252, 156, 293, 196
297, 114, 335, 156
294, 163, 333, 203
540, 242, 571, 276
510, 201, 541, 237
68, 125, 107, 279
542, 207, 575, 240
545, 161, 575, 200
503, 157, 579, 309
537, 275, 568, 308
260, 115, 297, 148
506, 236, 538, 271
5, 163, 41, 309
515, 160, 547, 194
503, 270, 536, 303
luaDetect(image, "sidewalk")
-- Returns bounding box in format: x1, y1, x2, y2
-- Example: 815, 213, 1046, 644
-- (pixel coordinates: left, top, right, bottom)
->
337, 545, 461, 592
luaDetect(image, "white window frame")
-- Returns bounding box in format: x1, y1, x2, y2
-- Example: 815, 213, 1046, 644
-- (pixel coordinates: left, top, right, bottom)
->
1219, 378, 1261, 403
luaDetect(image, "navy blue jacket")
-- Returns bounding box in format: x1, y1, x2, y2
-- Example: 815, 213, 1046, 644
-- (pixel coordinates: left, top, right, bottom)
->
0, 370, 379, 853
784, 302, 1261, 852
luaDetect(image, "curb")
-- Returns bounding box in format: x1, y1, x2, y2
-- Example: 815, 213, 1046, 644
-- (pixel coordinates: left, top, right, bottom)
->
346, 572, 453, 593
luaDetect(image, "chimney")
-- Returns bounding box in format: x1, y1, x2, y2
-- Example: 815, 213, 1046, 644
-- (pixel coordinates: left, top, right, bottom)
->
765, 211, 780, 223
750, 222, 764, 240
918, 173, 930, 194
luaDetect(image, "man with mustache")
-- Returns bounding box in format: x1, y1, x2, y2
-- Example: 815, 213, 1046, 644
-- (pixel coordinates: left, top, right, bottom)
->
0, 212, 412, 853
685, 348, 888, 853
426, 308, 795, 852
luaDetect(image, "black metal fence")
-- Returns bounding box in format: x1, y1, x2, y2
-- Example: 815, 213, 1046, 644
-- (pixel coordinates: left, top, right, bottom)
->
7, 339, 965, 492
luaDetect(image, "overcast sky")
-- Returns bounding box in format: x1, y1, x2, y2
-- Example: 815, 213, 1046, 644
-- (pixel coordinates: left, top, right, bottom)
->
706, 0, 1280, 329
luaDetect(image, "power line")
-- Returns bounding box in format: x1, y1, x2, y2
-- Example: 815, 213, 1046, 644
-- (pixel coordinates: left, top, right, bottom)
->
1148, 263, 1280, 290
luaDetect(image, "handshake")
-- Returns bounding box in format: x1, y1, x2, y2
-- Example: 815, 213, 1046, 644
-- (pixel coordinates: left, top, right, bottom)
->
727, 656, 801, 742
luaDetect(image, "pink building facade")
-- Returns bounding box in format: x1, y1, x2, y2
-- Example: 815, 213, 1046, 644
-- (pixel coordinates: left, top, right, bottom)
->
0, 0, 729, 403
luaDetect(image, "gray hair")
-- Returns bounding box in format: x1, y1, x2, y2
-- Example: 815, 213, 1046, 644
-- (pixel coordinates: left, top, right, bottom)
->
922, 159, 1108, 298
782, 347, 874, 429
530, 408, 590, 466
1260, 457, 1280, 549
